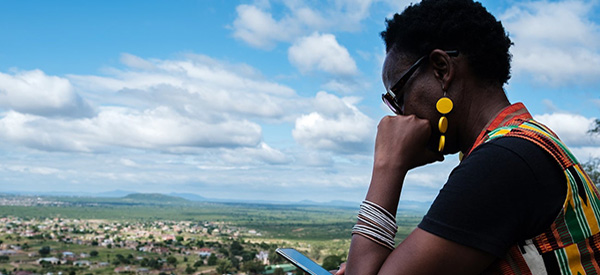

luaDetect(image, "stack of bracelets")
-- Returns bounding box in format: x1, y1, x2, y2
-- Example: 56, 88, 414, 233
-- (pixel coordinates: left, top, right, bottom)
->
351, 200, 398, 251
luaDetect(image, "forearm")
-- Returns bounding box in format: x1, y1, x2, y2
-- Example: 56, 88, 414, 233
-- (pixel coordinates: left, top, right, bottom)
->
345, 162, 407, 275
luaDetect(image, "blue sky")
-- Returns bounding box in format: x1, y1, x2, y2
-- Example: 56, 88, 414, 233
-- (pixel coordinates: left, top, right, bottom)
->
0, 0, 599, 203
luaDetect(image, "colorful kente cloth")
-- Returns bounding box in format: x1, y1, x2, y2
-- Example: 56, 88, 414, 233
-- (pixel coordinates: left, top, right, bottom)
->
467, 103, 600, 275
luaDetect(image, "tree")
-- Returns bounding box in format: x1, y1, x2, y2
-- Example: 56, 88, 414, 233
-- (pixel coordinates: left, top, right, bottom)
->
230, 240, 244, 256
230, 256, 240, 269
241, 260, 265, 275
589, 119, 600, 135
90, 250, 99, 257
146, 258, 162, 270
40, 260, 52, 268
309, 245, 323, 261
39, 246, 51, 256
166, 256, 178, 267
321, 255, 343, 271
273, 267, 285, 275
584, 120, 600, 186
193, 260, 204, 267
242, 250, 257, 261
185, 264, 196, 274
216, 258, 233, 274
268, 248, 283, 264
583, 158, 600, 186
207, 253, 218, 265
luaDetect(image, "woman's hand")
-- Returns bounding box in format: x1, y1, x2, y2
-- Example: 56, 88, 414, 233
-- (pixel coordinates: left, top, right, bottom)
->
330, 262, 346, 275
374, 115, 444, 173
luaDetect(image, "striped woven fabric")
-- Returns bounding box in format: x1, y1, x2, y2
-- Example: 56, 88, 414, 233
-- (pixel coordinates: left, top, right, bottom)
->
474, 105, 600, 274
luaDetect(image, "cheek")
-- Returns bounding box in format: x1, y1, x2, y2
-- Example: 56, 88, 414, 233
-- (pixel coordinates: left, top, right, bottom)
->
405, 86, 439, 119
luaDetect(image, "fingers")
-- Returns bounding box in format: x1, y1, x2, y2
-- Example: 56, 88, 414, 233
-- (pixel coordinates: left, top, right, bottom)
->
374, 115, 443, 170
335, 262, 347, 275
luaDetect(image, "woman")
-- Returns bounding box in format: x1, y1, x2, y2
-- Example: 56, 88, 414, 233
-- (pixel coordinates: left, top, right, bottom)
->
339, 0, 599, 274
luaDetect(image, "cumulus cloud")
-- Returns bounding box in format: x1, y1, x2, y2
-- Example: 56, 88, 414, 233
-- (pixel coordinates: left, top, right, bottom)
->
0, 108, 263, 152
288, 32, 358, 76
0, 54, 303, 165
69, 53, 298, 119
221, 142, 291, 165
534, 112, 600, 147
0, 69, 94, 117
293, 91, 375, 153
231, 0, 374, 49
120, 53, 156, 70
232, 5, 287, 49
501, 0, 600, 85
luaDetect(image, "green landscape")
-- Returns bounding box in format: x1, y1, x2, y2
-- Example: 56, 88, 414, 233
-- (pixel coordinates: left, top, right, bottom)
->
0, 193, 424, 275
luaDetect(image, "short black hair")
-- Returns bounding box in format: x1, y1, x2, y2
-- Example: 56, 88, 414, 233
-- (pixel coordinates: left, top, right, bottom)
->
381, 0, 513, 85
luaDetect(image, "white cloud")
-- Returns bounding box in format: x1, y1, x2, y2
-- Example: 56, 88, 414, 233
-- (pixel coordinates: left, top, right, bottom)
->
231, 1, 374, 49
119, 158, 139, 167
69, 53, 298, 119
0, 54, 310, 166
221, 142, 290, 165
120, 53, 156, 70
322, 78, 370, 94
2, 164, 61, 175
534, 112, 600, 147
0, 107, 263, 152
571, 146, 600, 160
232, 5, 288, 49
293, 91, 375, 153
0, 69, 94, 117
288, 32, 358, 76
501, 0, 600, 85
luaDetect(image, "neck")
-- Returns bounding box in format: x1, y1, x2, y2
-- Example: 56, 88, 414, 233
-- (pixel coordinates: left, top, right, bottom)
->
457, 84, 510, 154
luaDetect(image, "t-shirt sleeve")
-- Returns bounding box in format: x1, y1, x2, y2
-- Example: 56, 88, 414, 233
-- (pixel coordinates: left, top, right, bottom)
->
418, 137, 565, 258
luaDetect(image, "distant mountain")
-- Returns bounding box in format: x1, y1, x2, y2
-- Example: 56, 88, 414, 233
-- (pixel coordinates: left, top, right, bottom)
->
0, 190, 432, 212
397, 200, 431, 213
168, 192, 207, 201
121, 193, 190, 204
96, 189, 136, 197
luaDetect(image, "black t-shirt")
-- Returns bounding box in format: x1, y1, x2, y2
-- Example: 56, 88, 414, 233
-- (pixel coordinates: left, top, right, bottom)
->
418, 137, 566, 258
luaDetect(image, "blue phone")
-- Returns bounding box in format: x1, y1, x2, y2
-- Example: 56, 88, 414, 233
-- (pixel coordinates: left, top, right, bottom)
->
276, 248, 331, 275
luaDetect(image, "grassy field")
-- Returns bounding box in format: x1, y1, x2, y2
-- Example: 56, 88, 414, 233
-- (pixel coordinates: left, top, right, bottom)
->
0, 195, 424, 274
0, 202, 423, 240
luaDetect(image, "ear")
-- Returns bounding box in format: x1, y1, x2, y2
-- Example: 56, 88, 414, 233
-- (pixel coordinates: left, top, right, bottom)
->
429, 49, 455, 91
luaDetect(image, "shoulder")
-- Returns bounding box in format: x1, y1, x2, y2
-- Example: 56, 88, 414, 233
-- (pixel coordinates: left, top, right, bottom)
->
452, 136, 558, 184
419, 136, 565, 257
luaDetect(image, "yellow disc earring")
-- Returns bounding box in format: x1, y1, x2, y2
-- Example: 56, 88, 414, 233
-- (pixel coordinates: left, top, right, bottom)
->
436, 92, 453, 152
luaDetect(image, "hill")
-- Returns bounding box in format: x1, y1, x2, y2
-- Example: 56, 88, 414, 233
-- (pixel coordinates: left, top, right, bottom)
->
121, 193, 190, 204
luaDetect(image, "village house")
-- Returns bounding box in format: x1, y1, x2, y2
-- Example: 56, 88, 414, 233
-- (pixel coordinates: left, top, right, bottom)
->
0, 250, 16, 256
256, 251, 269, 265
197, 248, 213, 257
73, 260, 91, 266
37, 257, 61, 265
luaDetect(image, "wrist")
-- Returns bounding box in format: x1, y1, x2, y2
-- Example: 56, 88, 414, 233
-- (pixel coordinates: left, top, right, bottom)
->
373, 157, 409, 177
366, 160, 407, 209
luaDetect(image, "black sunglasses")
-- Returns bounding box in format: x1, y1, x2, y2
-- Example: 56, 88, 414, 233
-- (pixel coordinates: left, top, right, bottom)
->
382, 50, 459, 115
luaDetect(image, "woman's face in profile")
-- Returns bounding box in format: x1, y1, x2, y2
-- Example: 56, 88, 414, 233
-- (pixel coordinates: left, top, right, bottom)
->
382, 50, 446, 149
